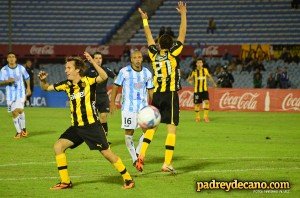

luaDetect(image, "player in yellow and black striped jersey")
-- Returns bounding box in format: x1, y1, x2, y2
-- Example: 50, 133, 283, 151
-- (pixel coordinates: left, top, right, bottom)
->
136, 2, 187, 174
38, 53, 134, 190
187, 58, 217, 123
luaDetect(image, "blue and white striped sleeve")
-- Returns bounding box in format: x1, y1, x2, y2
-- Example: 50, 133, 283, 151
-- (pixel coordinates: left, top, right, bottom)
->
114, 68, 124, 86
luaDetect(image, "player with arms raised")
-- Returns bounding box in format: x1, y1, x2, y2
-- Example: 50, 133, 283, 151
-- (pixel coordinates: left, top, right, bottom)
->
136, 1, 187, 173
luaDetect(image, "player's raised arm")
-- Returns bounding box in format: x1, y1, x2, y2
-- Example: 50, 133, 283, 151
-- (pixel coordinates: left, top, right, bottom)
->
84, 52, 108, 83
176, 1, 187, 44
38, 71, 54, 91
138, 8, 155, 46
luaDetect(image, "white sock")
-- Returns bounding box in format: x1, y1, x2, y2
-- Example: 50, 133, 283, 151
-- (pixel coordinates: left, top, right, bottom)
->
125, 135, 138, 163
135, 133, 145, 156
19, 112, 26, 130
13, 116, 22, 133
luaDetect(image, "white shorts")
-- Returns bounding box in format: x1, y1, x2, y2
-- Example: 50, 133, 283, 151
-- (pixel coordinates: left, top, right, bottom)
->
121, 111, 139, 129
7, 98, 25, 112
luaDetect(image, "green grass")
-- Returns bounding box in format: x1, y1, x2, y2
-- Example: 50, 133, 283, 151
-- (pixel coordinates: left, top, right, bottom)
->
0, 107, 299, 197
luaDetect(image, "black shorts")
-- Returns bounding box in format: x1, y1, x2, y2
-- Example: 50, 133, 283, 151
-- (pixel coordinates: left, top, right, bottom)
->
59, 122, 109, 151
152, 91, 179, 126
194, 91, 209, 104
95, 94, 110, 113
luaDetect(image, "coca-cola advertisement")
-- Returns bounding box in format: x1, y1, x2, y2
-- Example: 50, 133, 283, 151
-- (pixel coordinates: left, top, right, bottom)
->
106, 86, 300, 112
211, 88, 300, 112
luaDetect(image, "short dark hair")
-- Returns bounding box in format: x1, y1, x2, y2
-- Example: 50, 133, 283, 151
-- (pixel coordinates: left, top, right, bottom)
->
92, 52, 102, 58
7, 52, 16, 57
66, 56, 87, 77
159, 34, 173, 50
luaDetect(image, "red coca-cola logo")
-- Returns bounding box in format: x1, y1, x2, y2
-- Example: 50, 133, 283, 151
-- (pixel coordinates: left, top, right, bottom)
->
178, 90, 194, 108
282, 93, 300, 111
85, 46, 109, 55
219, 92, 258, 110
30, 45, 54, 55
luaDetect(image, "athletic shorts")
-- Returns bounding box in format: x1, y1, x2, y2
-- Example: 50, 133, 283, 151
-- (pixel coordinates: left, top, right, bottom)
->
7, 98, 25, 112
194, 91, 209, 104
121, 111, 139, 129
59, 121, 109, 151
95, 94, 110, 113
152, 91, 179, 126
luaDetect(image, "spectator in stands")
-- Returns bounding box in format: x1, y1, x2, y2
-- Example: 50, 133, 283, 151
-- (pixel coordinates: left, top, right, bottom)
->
222, 49, 233, 63
24, 59, 34, 107
266, 73, 277, 88
166, 27, 175, 38
291, 0, 299, 9
121, 46, 131, 62
206, 17, 216, 34
194, 42, 206, 58
252, 59, 266, 72
85, 52, 116, 144
274, 66, 282, 88
291, 51, 300, 64
217, 66, 234, 88
279, 66, 290, 89
253, 68, 262, 88
280, 47, 292, 63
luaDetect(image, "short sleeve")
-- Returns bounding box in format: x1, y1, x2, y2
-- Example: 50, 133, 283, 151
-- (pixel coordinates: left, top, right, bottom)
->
148, 45, 158, 61
53, 80, 69, 92
104, 67, 116, 79
170, 41, 183, 57
114, 68, 125, 86
21, 65, 30, 80
86, 76, 97, 85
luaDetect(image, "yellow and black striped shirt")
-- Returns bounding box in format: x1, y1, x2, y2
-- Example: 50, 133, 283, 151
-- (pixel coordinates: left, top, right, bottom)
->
190, 68, 209, 93
148, 41, 183, 92
54, 76, 98, 126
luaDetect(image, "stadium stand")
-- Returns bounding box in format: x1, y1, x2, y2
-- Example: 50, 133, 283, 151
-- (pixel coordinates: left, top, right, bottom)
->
0, 0, 139, 45
129, 0, 300, 45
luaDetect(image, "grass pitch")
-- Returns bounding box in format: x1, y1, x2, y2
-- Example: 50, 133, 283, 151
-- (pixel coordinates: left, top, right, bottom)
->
0, 107, 299, 197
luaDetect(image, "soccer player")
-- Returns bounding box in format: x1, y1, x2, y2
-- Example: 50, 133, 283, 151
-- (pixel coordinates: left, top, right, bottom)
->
187, 58, 217, 122
85, 52, 115, 143
24, 59, 34, 107
0, 52, 31, 139
38, 52, 134, 190
110, 50, 154, 167
136, 1, 187, 173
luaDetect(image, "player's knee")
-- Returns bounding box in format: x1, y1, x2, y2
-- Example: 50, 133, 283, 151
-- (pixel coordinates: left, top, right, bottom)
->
53, 141, 65, 154
12, 110, 19, 118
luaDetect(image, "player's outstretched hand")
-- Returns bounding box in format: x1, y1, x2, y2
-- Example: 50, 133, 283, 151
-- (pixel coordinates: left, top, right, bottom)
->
38, 71, 48, 81
84, 51, 93, 62
176, 1, 187, 14
138, 8, 148, 19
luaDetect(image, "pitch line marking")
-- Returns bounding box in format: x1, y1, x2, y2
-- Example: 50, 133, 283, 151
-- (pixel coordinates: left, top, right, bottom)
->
0, 156, 299, 167
0, 167, 299, 181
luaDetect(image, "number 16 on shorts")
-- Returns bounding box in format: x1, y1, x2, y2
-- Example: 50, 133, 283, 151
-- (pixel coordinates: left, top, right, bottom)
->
121, 111, 139, 129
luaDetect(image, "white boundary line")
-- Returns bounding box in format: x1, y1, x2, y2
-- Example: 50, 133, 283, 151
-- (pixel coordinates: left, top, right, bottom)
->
0, 167, 299, 181
0, 156, 299, 167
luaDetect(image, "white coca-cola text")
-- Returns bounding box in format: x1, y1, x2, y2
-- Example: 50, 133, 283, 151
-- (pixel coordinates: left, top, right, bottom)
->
30, 45, 54, 55
282, 93, 300, 111
85, 46, 109, 55
219, 92, 258, 110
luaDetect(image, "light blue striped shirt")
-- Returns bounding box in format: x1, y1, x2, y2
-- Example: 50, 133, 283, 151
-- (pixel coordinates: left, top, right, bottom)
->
0, 64, 30, 102
114, 65, 153, 112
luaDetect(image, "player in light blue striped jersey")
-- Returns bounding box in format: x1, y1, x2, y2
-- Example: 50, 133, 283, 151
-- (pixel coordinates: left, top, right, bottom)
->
0, 52, 31, 139
110, 50, 154, 167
